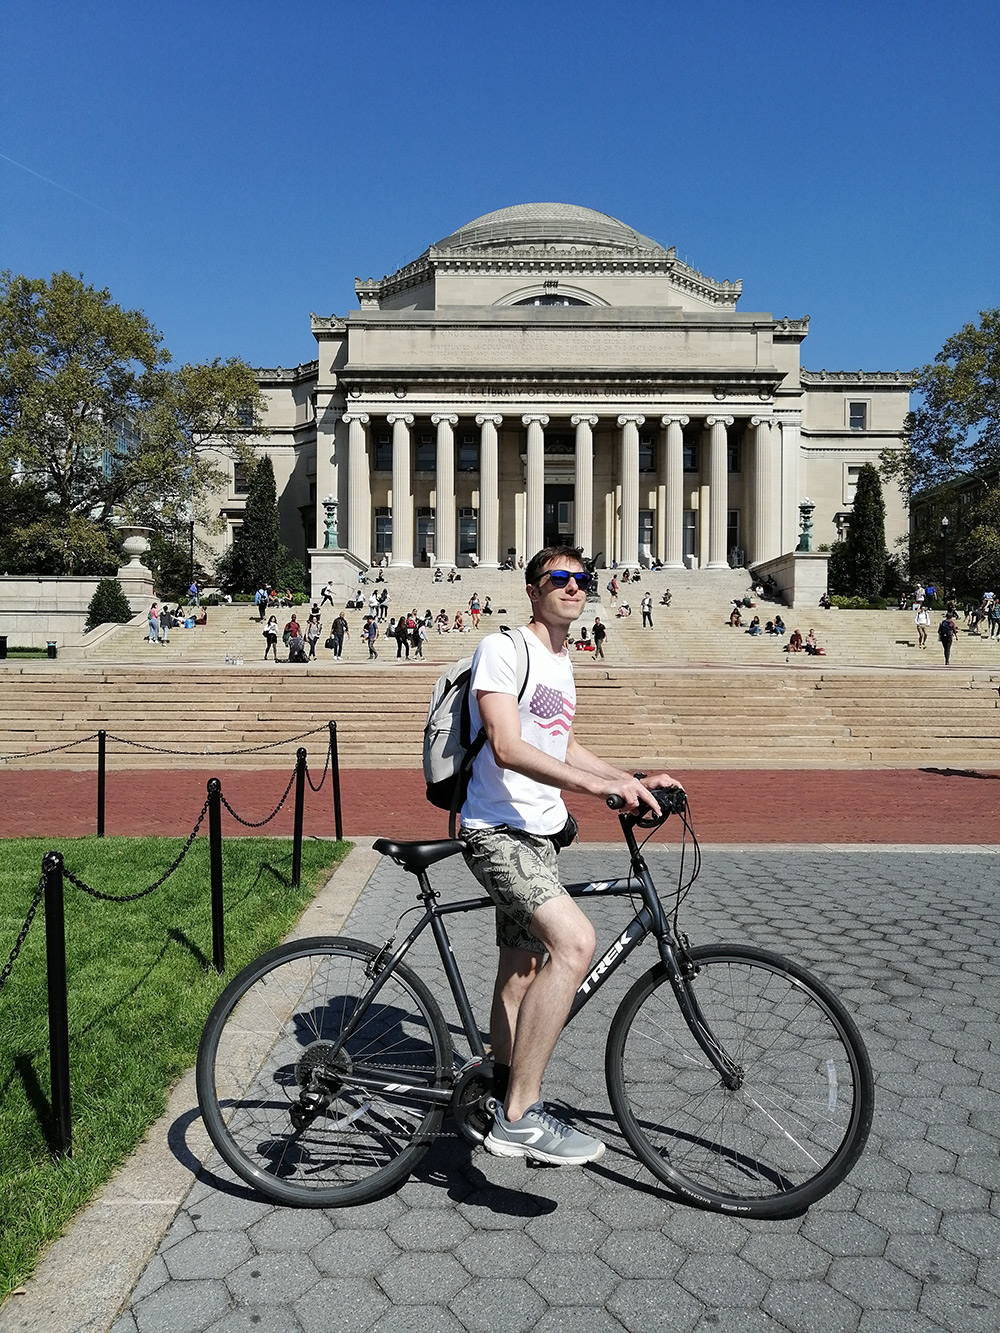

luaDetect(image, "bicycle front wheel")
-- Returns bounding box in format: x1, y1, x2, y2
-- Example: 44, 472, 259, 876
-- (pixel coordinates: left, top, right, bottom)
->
197, 937, 454, 1207
606, 945, 874, 1218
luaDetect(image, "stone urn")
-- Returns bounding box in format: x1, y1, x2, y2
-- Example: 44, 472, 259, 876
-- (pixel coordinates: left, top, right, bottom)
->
118, 525, 154, 572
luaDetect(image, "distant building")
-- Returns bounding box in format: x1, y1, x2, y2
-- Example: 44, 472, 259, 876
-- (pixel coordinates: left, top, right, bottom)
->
213, 203, 912, 572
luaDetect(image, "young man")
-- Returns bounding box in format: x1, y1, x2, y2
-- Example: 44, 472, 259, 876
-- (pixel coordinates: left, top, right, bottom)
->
460, 546, 679, 1166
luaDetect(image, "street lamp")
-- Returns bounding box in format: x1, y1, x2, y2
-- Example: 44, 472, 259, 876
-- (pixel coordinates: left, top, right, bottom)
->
941, 515, 949, 605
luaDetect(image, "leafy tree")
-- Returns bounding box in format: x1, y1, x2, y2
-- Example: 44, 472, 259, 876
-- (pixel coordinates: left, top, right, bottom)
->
830, 464, 887, 598
882, 307, 1000, 496
85, 577, 134, 631
0, 271, 268, 546
226, 456, 280, 593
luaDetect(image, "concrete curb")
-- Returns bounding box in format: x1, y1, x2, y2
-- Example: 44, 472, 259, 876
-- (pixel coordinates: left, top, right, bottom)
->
0, 844, 381, 1333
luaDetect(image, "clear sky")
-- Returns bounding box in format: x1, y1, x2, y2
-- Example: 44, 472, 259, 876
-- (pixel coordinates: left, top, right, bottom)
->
3, 0, 998, 377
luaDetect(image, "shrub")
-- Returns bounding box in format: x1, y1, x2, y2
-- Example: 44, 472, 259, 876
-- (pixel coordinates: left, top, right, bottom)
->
85, 578, 134, 632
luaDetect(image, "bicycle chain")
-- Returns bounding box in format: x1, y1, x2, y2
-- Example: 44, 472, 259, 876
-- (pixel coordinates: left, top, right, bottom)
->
63, 796, 211, 903
0, 876, 45, 994
218, 767, 297, 828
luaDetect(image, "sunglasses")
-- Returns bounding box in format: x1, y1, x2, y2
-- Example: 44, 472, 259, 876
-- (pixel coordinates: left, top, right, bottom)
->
542, 569, 593, 591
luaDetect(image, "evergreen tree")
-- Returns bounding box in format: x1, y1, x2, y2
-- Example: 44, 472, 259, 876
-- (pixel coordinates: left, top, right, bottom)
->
228, 456, 279, 593
85, 578, 134, 631
839, 464, 887, 598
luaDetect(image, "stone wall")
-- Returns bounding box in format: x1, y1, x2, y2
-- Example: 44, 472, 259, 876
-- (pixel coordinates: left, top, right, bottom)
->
0, 572, 155, 647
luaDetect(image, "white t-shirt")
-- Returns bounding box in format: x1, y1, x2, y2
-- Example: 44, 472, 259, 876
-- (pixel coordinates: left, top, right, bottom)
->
460, 628, 576, 836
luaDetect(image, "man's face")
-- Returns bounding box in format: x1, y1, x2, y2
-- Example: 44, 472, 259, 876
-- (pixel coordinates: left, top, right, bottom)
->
531, 558, 588, 625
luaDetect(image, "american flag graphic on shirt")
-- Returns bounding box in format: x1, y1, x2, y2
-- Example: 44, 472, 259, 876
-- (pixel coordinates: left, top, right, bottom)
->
529, 683, 575, 736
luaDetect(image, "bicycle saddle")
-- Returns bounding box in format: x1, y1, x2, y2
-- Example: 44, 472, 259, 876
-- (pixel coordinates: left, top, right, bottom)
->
373, 838, 466, 874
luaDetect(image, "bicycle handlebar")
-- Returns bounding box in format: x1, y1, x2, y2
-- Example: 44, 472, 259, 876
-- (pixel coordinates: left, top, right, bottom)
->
606, 784, 687, 826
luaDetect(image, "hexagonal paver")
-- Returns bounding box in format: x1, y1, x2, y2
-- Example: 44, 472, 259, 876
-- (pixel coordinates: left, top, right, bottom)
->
162, 1230, 253, 1280
132, 1279, 231, 1333
526, 1252, 617, 1306
376, 1251, 469, 1304
740, 1232, 830, 1281
826, 1256, 922, 1310
597, 1229, 685, 1281
524, 1210, 610, 1252
762, 1280, 861, 1333
386, 1207, 473, 1251
455, 1231, 543, 1278
310, 1229, 401, 1277
675, 1252, 769, 1307
226, 1253, 322, 1305
249, 1208, 335, 1252
293, 1277, 388, 1333
606, 1277, 703, 1333
448, 1277, 546, 1333
940, 1211, 1000, 1259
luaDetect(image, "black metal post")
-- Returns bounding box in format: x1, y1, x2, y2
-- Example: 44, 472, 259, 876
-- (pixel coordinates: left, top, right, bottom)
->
42, 851, 72, 1158
97, 729, 106, 837
292, 747, 306, 888
188, 519, 195, 586
329, 721, 343, 841
208, 778, 224, 973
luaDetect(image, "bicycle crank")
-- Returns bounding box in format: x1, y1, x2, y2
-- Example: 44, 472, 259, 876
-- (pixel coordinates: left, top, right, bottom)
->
451, 1058, 497, 1147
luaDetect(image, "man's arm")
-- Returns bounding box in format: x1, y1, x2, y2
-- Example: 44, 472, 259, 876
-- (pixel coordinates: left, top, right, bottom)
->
478, 692, 677, 815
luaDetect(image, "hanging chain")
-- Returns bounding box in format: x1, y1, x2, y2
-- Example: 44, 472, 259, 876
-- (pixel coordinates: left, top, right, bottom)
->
1, 733, 100, 764
305, 743, 332, 792
63, 796, 211, 903
0, 876, 45, 994
218, 766, 297, 828
107, 725, 327, 758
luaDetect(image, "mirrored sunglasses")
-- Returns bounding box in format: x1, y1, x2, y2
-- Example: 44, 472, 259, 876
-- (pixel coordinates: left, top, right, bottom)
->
544, 569, 593, 591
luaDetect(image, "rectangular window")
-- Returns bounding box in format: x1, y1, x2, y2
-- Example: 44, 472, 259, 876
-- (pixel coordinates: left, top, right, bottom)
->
683, 443, 699, 472
639, 435, 656, 472
374, 506, 392, 554
458, 434, 479, 471
683, 510, 697, 560
727, 442, 741, 473
848, 401, 868, 430
844, 464, 862, 505
415, 432, 436, 471
417, 507, 435, 559
233, 464, 251, 495
374, 432, 392, 471
638, 510, 654, 561
459, 507, 478, 553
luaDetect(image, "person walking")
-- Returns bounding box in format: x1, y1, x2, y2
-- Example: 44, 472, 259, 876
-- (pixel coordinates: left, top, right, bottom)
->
641, 591, 653, 628
160, 606, 172, 645
306, 612, 322, 660
263, 615, 279, 661
914, 603, 930, 649
330, 611, 349, 658
148, 603, 159, 645
187, 582, 199, 608
592, 616, 607, 659
320, 581, 335, 609
938, 611, 957, 664
395, 615, 410, 659
459, 545, 680, 1166
363, 615, 379, 660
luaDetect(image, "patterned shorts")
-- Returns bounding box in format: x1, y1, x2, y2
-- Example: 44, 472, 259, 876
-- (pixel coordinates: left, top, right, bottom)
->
460, 825, 566, 953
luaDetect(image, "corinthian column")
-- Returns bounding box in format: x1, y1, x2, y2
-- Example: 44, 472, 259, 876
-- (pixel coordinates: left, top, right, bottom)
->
617, 415, 645, 566
387, 413, 414, 566
660, 414, 689, 569
751, 417, 780, 564
476, 414, 502, 567
343, 413, 371, 564
522, 414, 549, 556
431, 413, 458, 568
571, 414, 597, 557
705, 415, 733, 569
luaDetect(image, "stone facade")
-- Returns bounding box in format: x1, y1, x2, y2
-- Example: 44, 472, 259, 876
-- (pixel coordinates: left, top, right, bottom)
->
208, 203, 911, 581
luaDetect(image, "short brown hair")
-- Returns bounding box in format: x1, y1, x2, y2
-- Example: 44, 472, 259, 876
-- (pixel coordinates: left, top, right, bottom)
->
524, 545, 584, 587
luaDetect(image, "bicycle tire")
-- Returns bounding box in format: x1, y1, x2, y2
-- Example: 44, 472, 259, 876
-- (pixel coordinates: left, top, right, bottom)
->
606, 944, 874, 1218
197, 936, 454, 1207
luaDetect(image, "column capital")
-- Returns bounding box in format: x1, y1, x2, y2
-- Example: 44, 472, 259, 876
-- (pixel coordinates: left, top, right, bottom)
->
522, 413, 550, 427
705, 415, 734, 429
617, 414, 646, 428
750, 415, 772, 428
571, 414, 599, 428
431, 413, 458, 427
386, 412, 413, 427
343, 413, 370, 426
475, 413, 503, 427
660, 414, 690, 428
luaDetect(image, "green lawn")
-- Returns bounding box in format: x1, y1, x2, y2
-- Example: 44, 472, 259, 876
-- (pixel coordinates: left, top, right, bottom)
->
0, 834, 351, 1299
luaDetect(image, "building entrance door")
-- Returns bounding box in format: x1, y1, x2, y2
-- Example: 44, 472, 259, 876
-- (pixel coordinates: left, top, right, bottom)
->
544, 485, 574, 548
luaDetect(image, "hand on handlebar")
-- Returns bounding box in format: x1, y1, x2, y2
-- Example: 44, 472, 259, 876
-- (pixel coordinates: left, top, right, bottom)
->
606, 772, 685, 818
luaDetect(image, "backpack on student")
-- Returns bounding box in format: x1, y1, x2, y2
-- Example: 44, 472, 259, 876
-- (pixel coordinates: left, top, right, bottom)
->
423, 627, 530, 835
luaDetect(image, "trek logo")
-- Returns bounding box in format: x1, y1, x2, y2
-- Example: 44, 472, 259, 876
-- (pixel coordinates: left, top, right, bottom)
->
578, 923, 640, 995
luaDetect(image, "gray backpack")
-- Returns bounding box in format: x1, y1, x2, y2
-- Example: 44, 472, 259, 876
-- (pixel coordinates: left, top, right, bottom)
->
422, 628, 529, 834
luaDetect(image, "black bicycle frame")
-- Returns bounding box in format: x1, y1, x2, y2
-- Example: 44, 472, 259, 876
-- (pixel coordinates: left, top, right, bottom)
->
332, 815, 740, 1094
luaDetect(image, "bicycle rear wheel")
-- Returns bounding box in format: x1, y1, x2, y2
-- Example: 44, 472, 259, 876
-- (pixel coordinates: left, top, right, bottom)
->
197, 936, 454, 1207
606, 944, 874, 1218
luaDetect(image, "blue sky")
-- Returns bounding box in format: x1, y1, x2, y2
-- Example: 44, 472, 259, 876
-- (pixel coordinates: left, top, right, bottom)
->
3, 0, 998, 376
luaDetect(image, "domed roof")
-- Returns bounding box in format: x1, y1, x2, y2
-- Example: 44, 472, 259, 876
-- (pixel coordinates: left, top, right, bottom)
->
434, 203, 667, 254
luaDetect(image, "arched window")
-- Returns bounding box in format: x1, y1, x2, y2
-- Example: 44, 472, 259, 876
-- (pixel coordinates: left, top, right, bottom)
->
512, 295, 588, 307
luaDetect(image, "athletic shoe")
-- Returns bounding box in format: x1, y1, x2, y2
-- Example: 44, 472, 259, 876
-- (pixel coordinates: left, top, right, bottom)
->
484, 1101, 605, 1165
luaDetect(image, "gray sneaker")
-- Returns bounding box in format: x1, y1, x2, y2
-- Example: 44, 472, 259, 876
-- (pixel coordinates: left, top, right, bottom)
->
484, 1101, 606, 1165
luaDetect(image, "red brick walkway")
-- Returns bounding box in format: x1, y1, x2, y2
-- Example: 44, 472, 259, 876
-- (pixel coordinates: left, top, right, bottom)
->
2, 766, 996, 843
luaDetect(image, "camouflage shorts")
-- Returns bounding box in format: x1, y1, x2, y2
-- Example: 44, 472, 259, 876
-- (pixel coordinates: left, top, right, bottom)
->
460, 825, 565, 953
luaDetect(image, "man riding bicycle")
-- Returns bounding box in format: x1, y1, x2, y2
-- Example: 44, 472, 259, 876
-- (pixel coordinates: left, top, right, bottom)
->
459, 545, 680, 1165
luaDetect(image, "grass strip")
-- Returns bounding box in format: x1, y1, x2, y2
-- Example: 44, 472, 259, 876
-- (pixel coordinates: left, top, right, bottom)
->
0, 834, 351, 1299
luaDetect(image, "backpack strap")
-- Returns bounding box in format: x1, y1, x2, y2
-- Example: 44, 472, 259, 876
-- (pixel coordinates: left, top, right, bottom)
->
448, 628, 531, 837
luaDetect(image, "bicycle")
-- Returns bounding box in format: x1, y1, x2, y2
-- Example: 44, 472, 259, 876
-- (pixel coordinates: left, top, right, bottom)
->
196, 790, 874, 1218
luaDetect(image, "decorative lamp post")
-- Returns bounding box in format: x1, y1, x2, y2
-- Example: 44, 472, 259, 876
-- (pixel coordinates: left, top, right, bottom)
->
796, 498, 815, 553
941, 515, 949, 604
322, 496, 339, 550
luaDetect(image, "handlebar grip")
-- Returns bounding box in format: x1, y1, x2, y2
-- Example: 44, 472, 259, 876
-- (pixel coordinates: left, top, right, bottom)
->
606, 794, 626, 809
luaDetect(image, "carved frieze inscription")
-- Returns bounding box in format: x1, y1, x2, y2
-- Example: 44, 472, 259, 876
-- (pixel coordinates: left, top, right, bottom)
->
363, 326, 747, 369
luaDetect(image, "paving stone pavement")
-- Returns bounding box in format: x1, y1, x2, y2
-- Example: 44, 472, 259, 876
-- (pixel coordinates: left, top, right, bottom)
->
107, 844, 998, 1333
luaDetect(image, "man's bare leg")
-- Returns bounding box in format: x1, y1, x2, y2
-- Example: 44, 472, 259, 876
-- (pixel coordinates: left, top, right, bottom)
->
500, 895, 596, 1122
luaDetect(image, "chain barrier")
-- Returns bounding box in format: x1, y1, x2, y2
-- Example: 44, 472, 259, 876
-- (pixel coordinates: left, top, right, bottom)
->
218, 766, 298, 828
0, 876, 45, 995
104, 725, 328, 758
305, 742, 332, 793
62, 795, 212, 903
1, 733, 100, 764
